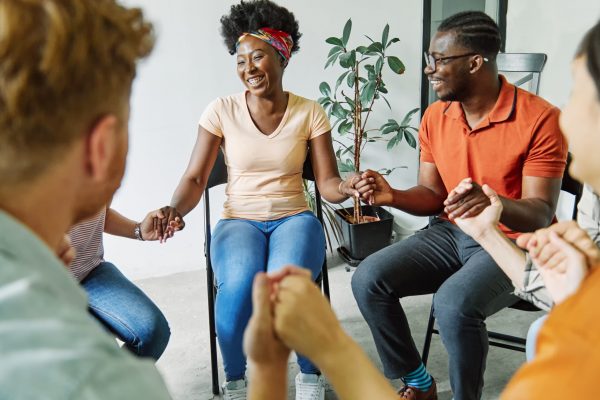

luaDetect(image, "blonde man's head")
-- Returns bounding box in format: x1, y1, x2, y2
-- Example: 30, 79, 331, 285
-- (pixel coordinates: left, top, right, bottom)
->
0, 0, 154, 185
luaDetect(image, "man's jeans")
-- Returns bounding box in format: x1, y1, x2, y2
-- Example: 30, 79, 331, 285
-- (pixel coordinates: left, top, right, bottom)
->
82, 261, 171, 360
211, 211, 326, 381
352, 218, 518, 400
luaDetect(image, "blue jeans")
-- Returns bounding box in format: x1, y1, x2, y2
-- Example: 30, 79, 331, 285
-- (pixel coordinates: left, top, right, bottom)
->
81, 261, 171, 360
525, 314, 548, 361
352, 218, 518, 400
211, 211, 326, 381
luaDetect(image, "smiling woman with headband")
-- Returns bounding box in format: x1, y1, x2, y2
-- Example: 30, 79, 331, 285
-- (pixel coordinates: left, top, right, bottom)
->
145, 1, 374, 399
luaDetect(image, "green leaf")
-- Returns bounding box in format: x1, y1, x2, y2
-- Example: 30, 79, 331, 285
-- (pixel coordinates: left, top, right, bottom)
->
342, 19, 352, 46
346, 71, 356, 88
381, 24, 390, 49
360, 81, 376, 107
386, 135, 399, 150
387, 56, 406, 74
379, 86, 388, 94
343, 95, 355, 109
358, 77, 368, 84
338, 120, 353, 134
325, 53, 339, 69
326, 37, 343, 46
331, 102, 347, 119
375, 57, 384, 75
355, 45, 368, 54
400, 107, 420, 126
386, 37, 400, 48
364, 34, 375, 43
381, 125, 397, 135
328, 46, 343, 58
366, 42, 383, 54
319, 82, 331, 97
339, 50, 356, 68
335, 71, 350, 93
404, 130, 417, 148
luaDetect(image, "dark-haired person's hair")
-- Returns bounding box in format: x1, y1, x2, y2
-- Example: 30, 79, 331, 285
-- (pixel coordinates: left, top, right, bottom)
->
576, 19, 600, 99
220, 0, 301, 55
438, 11, 501, 59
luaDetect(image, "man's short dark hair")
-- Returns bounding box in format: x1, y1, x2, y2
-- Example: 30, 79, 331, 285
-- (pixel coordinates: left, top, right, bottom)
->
438, 11, 501, 59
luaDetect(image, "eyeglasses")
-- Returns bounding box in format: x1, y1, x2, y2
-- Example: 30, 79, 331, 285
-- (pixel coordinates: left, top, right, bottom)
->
423, 52, 489, 72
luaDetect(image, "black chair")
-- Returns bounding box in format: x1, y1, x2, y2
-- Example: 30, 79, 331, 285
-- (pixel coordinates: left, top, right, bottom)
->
203, 147, 331, 395
421, 153, 584, 364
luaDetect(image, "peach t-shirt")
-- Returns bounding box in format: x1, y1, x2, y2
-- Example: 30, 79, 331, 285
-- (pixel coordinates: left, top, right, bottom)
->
199, 92, 331, 221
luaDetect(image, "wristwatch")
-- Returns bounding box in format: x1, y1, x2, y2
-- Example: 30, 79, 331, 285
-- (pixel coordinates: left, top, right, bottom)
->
134, 223, 144, 241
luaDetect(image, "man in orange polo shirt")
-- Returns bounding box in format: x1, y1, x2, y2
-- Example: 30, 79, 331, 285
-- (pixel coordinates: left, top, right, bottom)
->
351, 11, 567, 400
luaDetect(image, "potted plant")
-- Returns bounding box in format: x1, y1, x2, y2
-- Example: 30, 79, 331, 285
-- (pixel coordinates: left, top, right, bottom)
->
317, 19, 418, 261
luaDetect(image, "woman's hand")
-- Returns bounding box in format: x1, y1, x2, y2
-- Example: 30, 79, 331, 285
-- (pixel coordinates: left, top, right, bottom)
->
149, 206, 185, 243
353, 169, 393, 206
533, 231, 591, 304
453, 183, 503, 241
56, 234, 76, 266
243, 272, 290, 367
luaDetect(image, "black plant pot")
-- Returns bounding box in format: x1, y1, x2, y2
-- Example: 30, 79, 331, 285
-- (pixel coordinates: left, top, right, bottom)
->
335, 205, 394, 261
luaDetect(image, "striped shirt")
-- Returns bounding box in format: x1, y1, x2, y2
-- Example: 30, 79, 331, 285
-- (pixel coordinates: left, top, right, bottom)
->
68, 209, 105, 281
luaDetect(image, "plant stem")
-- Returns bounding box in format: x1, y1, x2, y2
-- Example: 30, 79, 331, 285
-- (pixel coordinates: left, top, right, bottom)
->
353, 61, 362, 223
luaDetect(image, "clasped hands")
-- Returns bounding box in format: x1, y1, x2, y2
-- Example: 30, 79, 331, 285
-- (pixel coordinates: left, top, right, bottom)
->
243, 266, 347, 374
450, 177, 600, 304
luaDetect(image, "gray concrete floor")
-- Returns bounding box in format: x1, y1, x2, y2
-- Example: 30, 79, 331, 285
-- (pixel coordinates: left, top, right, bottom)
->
136, 254, 544, 400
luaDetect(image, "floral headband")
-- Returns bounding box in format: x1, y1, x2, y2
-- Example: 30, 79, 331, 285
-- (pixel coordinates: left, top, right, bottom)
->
236, 27, 293, 68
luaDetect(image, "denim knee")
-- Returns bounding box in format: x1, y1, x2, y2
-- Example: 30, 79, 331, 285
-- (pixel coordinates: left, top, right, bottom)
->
131, 312, 171, 360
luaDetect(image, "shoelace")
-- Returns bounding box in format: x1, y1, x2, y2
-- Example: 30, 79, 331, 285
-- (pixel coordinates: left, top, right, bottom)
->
296, 381, 323, 400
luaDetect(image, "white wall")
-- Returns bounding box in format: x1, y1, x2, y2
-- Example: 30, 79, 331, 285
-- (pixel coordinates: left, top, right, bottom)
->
506, 1, 600, 219
107, 0, 424, 280
506, 1, 600, 107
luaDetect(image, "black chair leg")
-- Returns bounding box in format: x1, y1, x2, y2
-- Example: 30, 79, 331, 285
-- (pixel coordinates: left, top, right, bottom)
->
322, 259, 330, 301
206, 263, 219, 395
421, 303, 436, 367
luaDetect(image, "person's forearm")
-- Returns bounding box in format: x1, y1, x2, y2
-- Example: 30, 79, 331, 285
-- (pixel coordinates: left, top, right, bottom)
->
315, 333, 398, 400
477, 226, 528, 288
319, 177, 350, 204
170, 176, 204, 216
388, 186, 445, 216
248, 362, 288, 400
104, 208, 138, 239
499, 197, 554, 232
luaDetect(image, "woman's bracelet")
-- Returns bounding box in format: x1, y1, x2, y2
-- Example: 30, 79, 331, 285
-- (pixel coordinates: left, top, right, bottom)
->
338, 180, 346, 196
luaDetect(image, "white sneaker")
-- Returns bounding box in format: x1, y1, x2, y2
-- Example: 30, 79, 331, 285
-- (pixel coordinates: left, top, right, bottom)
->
222, 378, 247, 400
295, 373, 325, 400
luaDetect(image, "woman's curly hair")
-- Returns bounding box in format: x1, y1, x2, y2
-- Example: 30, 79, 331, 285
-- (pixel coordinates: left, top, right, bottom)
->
220, 0, 301, 55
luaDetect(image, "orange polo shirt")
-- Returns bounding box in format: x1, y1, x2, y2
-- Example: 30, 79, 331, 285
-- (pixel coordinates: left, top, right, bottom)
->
501, 266, 600, 399
419, 75, 568, 238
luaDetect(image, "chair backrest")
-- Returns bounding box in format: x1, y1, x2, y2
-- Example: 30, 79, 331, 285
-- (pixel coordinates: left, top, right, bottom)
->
496, 52, 547, 95
561, 152, 584, 220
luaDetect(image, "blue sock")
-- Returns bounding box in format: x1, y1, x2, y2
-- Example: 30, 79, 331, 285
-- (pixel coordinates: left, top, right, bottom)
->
403, 362, 432, 391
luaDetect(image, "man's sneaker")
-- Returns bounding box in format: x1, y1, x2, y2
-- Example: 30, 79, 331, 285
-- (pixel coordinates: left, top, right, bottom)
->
398, 378, 437, 400
222, 378, 247, 400
295, 373, 325, 400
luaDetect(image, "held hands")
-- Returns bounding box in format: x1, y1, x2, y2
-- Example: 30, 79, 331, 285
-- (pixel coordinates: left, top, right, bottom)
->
515, 221, 600, 304
243, 273, 290, 368
444, 177, 492, 220
243, 265, 346, 371
145, 206, 185, 243
453, 182, 503, 241
339, 172, 376, 200
351, 169, 393, 206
